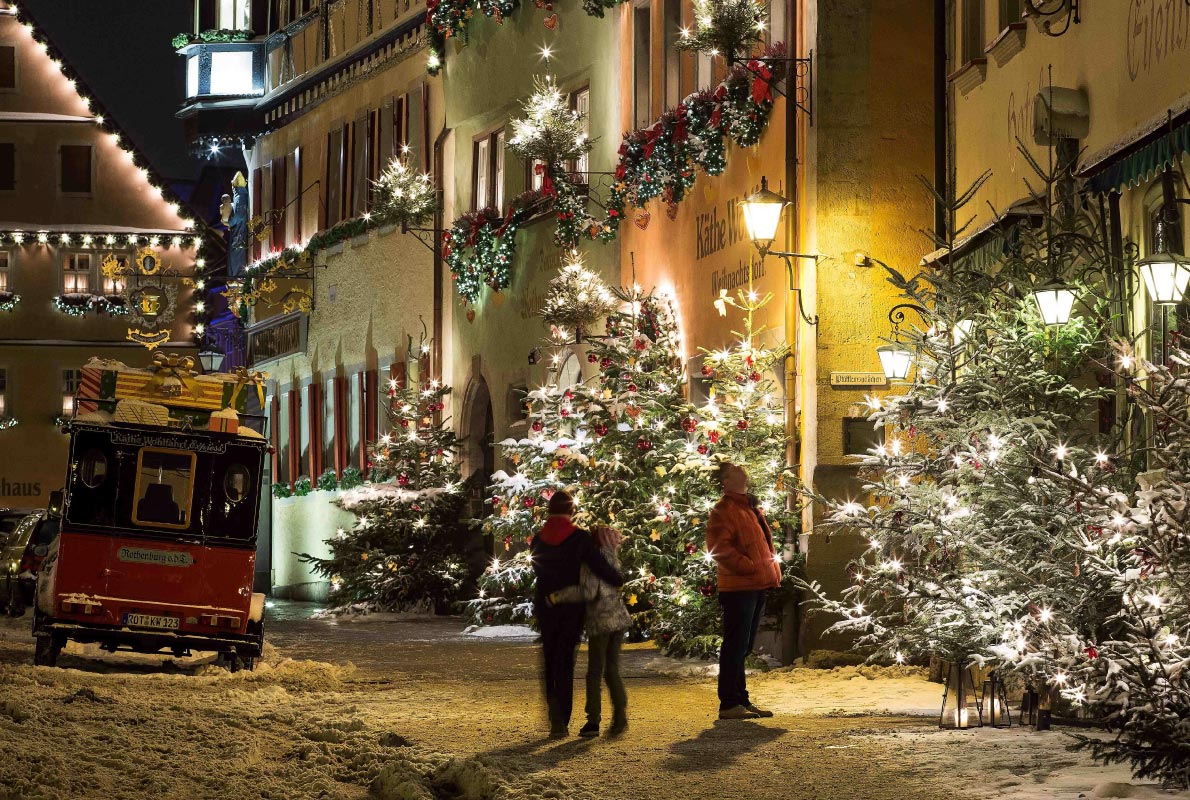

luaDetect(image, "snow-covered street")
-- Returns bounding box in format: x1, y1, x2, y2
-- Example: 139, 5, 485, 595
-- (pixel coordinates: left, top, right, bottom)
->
0, 605, 1184, 800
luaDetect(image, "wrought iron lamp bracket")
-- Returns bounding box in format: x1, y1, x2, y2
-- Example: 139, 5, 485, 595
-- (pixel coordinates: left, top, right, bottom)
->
729, 50, 814, 126
1025, 0, 1080, 37
765, 249, 821, 326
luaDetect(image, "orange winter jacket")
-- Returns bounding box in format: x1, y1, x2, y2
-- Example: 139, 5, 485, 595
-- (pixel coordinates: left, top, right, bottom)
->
706, 491, 782, 592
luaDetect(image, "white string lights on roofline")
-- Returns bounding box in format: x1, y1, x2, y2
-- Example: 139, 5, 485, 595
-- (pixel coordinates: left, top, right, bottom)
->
0, 231, 203, 249
7, 4, 197, 233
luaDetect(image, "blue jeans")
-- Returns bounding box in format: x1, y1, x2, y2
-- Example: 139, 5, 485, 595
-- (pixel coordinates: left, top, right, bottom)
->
718, 590, 766, 710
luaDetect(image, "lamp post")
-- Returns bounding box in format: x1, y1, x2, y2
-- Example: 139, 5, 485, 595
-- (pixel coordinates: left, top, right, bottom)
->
740, 175, 817, 667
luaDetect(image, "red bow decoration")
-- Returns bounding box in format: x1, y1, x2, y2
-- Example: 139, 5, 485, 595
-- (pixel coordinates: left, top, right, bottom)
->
535, 163, 556, 198
642, 125, 663, 158
751, 63, 774, 104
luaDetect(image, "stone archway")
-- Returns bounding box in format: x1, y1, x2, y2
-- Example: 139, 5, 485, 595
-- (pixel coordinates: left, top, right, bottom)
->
461, 375, 495, 555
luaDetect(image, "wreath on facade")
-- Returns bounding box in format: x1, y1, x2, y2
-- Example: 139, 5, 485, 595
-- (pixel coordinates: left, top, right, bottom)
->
53, 293, 129, 318
0, 291, 19, 312
443, 191, 543, 304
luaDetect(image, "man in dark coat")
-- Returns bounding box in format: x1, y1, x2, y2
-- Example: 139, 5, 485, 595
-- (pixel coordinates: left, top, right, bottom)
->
532, 490, 623, 738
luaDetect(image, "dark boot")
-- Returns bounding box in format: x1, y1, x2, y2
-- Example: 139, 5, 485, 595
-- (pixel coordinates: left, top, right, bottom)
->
607, 709, 628, 736
578, 720, 600, 738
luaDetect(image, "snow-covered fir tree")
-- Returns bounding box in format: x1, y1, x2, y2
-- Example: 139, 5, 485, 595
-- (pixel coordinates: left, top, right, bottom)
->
301, 364, 469, 613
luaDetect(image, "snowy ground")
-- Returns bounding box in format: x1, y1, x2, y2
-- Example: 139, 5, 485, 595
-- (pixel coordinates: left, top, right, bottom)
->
0, 605, 1184, 800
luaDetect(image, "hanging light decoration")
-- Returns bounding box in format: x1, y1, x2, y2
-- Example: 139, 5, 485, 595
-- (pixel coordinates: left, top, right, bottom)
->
1137, 252, 1190, 306
877, 343, 915, 381
1031, 277, 1077, 326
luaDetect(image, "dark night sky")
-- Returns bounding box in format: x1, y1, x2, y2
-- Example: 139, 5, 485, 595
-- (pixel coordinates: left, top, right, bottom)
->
23, 1, 196, 181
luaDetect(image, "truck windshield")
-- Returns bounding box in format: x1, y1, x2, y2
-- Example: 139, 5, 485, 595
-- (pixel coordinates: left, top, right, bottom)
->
132, 449, 196, 529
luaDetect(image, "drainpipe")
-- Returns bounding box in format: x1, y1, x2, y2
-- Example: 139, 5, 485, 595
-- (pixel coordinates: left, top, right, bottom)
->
934, 0, 947, 237
432, 122, 450, 378
781, 0, 802, 666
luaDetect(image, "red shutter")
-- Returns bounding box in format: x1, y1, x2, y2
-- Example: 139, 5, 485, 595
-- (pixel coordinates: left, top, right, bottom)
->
251, 168, 263, 260
287, 389, 301, 487
307, 382, 322, 479
356, 372, 367, 472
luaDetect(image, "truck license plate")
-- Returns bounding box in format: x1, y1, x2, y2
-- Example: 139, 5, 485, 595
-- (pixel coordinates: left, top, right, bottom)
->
123, 613, 179, 630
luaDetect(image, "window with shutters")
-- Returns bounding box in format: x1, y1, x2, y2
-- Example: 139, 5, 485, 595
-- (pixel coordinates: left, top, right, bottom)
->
569, 89, 589, 186
351, 112, 372, 217
0, 143, 14, 191
0, 46, 15, 91
473, 128, 506, 210
260, 161, 273, 251
663, 0, 682, 109
323, 376, 336, 475
633, 1, 652, 129
367, 109, 380, 208
961, 0, 984, 64
286, 148, 301, 246
999, 0, 1022, 26
272, 157, 287, 247
325, 127, 345, 228
62, 253, 91, 294
0, 252, 9, 293
60, 145, 92, 194
61, 369, 81, 418
276, 390, 291, 484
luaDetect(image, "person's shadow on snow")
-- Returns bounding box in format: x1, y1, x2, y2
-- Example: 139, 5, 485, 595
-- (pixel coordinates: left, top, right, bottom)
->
665, 720, 788, 772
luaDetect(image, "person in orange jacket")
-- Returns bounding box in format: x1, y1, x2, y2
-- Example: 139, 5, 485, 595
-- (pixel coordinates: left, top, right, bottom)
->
705, 461, 782, 720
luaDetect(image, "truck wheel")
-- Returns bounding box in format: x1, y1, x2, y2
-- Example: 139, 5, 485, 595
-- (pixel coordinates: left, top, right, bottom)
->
34, 634, 63, 667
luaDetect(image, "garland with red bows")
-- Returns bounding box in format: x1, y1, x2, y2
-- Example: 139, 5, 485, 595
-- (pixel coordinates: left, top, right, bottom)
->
443, 191, 545, 304
440, 45, 785, 303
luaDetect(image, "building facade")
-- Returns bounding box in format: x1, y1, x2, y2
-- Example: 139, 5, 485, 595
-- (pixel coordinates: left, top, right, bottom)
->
0, 3, 198, 510
948, 1, 1190, 426
177, 0, 443, 598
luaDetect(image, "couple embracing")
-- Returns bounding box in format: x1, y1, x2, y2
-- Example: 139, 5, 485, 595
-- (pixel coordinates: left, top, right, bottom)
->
530, 461, 780, 739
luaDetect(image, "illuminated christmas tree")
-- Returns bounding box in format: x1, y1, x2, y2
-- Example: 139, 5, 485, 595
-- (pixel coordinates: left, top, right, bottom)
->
300, 364, 469, 613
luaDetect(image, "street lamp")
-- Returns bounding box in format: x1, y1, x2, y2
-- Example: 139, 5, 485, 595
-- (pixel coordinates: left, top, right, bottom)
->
1031, 277, 1077, 326
198, 345, 226, 374
876, 343, 915, 381
1137, 251, 1190, 306
740, 175, 818, 326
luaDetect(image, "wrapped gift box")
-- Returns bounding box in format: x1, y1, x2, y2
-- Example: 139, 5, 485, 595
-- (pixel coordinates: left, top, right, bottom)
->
208, 408, 240, 434
113, 399, 171, 427
79, 357, 249, 415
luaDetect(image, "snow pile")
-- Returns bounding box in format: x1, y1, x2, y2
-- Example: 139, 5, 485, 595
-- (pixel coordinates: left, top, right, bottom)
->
640, 656, 720, 678
876, 726, 1190, 800
337, 482, 447, 510
372, 753, 595, 800
462, 624, 537, 639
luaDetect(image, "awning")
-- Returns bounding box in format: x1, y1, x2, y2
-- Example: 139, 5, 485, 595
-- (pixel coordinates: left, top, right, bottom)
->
1081, 106, 1190, 195
919, 199, 1041, 271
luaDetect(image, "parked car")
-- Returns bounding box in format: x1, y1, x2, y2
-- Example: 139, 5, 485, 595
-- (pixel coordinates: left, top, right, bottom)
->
3, 508, 60, 617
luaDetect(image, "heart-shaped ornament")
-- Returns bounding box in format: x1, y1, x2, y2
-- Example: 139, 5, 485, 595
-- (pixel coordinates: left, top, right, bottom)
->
634, 209, 651, 230
466, 308, 476, 323
544, 13, 558, 29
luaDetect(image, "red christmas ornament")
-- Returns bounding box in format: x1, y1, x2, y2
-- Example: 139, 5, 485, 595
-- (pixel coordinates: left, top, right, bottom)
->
560, 408, 570, 417
700, 584, 715, 598
627, 383, 638, 393
588, 353, 598, 363
532, 421, 543, 432
523, 497, 536, 508
737, 419, 749, 431
1085, 646, 1098, 660
681, 417, 697, 433
636, 437, 652, 451
400, 419, 409, 428
564, 389, 574, 400
634, 338, 647, 351
697, 444, 708, 455
701, 364, 714, 377
397, 473, 409, 486
684, 542, 697, 555
709, 431, 720, 443
594, 424, 609, 437
749, 371, 762, 382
